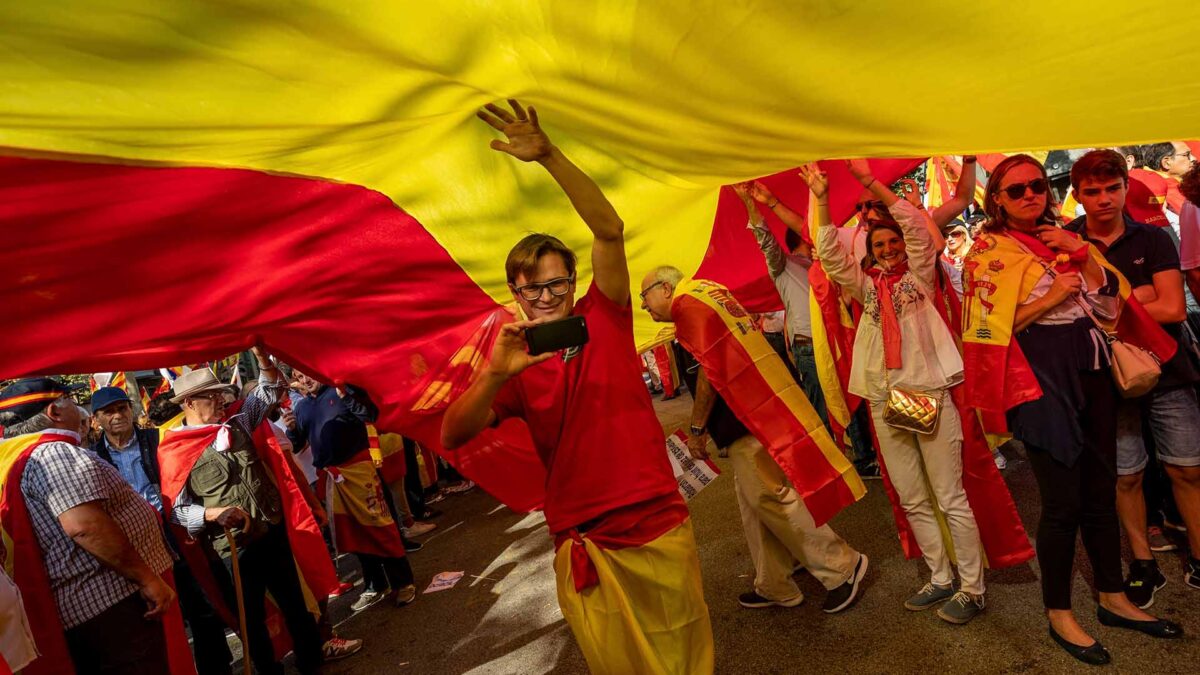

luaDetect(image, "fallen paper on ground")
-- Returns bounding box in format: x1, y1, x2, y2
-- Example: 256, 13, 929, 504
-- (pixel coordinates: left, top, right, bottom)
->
424, 571, 466, 594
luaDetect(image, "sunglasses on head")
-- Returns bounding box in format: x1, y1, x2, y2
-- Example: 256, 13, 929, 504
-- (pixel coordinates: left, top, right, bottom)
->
1001, 178, 1048, 200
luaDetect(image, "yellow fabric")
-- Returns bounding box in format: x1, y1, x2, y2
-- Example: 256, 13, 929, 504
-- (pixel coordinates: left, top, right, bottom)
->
0, 435, 46, 579
553, 520, 713, 675
2, 3, 1199, 345
328, 458, 395, 527
961, 233, 1046, 347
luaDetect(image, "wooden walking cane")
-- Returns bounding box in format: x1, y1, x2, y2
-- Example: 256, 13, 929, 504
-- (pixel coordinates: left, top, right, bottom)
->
224, 525, 252, 675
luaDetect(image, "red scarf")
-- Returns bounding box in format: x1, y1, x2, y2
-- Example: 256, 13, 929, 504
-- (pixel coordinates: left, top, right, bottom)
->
1006, 227, 1090, 273
865, 260, 910, 369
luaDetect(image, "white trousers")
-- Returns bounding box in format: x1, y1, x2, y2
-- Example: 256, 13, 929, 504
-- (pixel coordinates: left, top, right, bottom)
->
729, 434, 859, 601
869, 396, 985, 594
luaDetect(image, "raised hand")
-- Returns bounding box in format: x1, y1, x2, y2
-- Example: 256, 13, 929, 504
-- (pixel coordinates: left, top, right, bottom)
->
1035, 225, 1087, 253
798, 163, 829, 199
486, 320, 555, 380
477, 99, 553, 162
845, 158, 874, 185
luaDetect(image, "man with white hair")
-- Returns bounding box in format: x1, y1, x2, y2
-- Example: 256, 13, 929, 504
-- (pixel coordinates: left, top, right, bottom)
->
0, 377, 179, 674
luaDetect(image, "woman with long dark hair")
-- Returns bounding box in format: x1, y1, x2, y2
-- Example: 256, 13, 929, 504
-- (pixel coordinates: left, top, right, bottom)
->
963, 154, 1182, 665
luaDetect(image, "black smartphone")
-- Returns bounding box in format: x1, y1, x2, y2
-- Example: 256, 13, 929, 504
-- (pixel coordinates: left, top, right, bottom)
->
525, 316, 589, 355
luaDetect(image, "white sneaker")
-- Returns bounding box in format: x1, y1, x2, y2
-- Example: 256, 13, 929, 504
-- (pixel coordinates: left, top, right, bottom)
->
350, 590, 386, 612
993, 452, 1008, 470
402, 521, 437, 538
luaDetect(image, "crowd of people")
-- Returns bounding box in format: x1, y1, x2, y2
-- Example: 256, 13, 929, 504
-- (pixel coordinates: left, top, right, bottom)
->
1, 97, 1198, 673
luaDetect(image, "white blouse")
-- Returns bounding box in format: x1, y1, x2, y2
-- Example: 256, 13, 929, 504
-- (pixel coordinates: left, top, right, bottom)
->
816, 199, 964, 401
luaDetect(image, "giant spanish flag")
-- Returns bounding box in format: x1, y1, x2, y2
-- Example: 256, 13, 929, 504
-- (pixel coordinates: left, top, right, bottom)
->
670, 278, 865, 526
3, 2, 1200, 514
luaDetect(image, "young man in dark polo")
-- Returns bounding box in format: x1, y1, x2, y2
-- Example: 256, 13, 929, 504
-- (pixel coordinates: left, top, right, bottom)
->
1067, 149, 1200, 607
441, 99, 713, 675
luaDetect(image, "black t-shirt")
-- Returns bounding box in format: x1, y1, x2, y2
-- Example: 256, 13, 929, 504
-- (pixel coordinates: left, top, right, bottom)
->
673, 337, 801, 449
1068, 216, 1200, 388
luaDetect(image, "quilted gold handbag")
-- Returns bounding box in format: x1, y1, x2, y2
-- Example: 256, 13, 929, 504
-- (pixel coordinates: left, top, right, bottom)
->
881, 353, 941, 435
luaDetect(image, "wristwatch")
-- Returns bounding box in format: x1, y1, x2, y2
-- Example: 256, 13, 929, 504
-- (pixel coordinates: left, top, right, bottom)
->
689, 424, 707, 436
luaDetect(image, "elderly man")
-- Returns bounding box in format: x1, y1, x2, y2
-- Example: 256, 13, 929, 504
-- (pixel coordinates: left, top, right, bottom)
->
159, 350, 327, 675
0, 378, 181, 674
641, 267, 868, 614
90, 385, 234, 675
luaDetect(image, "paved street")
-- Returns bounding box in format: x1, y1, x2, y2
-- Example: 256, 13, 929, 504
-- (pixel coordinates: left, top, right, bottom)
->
296, 395, 1200, 673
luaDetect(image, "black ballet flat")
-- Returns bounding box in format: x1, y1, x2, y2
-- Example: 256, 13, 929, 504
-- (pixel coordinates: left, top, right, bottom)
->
1097, 605, 1184, 639
1048, 625, 1111, 666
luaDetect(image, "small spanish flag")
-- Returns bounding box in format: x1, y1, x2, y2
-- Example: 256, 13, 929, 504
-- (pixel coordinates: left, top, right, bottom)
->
153, 377, 171, 396
140, 386, 151, 412
110, 371, 127, 390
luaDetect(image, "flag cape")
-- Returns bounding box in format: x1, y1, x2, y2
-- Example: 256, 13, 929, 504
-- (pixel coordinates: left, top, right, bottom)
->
322, 451, 406, 559
962, 230, 1177, 412
0, 433, 194, 675
158, 400, 339, 600
670, 278, 865, 526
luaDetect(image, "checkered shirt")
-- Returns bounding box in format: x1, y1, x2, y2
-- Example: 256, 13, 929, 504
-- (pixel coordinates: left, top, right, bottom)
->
20, 435, 173, 629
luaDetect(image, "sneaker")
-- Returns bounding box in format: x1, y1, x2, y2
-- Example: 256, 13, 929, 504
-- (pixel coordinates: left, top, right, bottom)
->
857, 462, 883, 480
322, 636, 364, 661
738, 590, 804, 609
1148, 526, 1178, 553
1162, 515, 1187, 533
993, 452, 1008, 470
822, 553, 869, 614
444, 480, 476, 495
402, 521, 438, 538
904, 582, 956, 611
936, 591, 985, 625
350, 590, 386, 612
425, 491, 446, 505
1124, 560, 1167, 609
418, 508, 443, 520
393, 584, 417, 607
403, 538, 423, 553
1186, 558, 1200, 590
328, 581, 355, 598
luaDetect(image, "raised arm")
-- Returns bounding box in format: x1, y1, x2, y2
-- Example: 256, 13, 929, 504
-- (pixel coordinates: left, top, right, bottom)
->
733, 183, 786, 279
930, 156, 977, 229
888, 199, 940, 285
803, 164, 867, 299
478, 99, 628, 305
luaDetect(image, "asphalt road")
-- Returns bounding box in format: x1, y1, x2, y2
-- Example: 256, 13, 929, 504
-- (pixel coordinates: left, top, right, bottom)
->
293, 394, 1200, 674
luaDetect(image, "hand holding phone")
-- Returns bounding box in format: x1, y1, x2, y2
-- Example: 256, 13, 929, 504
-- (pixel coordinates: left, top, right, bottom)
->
524, 315, 588, 355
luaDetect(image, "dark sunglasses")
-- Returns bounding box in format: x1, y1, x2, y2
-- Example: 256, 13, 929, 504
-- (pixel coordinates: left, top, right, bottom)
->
1001, 178, 1048, 200
856, 199, 885, 212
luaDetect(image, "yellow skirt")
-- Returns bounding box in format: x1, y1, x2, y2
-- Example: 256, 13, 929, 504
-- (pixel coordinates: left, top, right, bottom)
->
553, 519, 714, 675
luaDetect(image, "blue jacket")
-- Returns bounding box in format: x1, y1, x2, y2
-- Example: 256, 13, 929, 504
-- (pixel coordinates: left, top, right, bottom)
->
287, 384, 378, 469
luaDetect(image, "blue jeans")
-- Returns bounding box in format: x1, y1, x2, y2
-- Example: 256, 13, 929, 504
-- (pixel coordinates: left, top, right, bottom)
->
792, 343, 877, 472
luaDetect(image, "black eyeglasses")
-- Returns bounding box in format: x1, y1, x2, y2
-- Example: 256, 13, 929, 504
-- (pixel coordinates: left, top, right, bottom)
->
1001, 178, 1048, 200
856, 199, 885, 212
513, 275, 575, 301
639, 280, 666, 301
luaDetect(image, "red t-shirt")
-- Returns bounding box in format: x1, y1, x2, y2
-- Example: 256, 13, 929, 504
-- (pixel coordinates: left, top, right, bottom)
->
492, 283, 680, 534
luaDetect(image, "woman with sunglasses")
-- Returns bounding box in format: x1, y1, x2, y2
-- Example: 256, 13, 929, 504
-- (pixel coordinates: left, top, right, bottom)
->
808, 159, 988, 625
964, 154, 1181, 665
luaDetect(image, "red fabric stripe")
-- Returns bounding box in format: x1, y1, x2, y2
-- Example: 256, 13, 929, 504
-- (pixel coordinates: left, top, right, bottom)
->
332, 513, 406, 558
695, 159, 923, 312
0, 154, 547, 513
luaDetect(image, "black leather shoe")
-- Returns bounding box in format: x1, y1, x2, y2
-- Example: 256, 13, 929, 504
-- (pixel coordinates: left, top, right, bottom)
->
1097, 605, 1184, 639
1048, 625, 1111, 666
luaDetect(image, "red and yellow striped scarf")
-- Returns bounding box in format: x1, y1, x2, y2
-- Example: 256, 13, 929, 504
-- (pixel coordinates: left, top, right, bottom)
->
670, 277, 865, 526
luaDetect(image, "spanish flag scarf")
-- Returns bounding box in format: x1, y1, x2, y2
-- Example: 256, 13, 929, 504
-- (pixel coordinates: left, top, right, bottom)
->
962, 227, 1177, 413
670, 277, 865, 526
